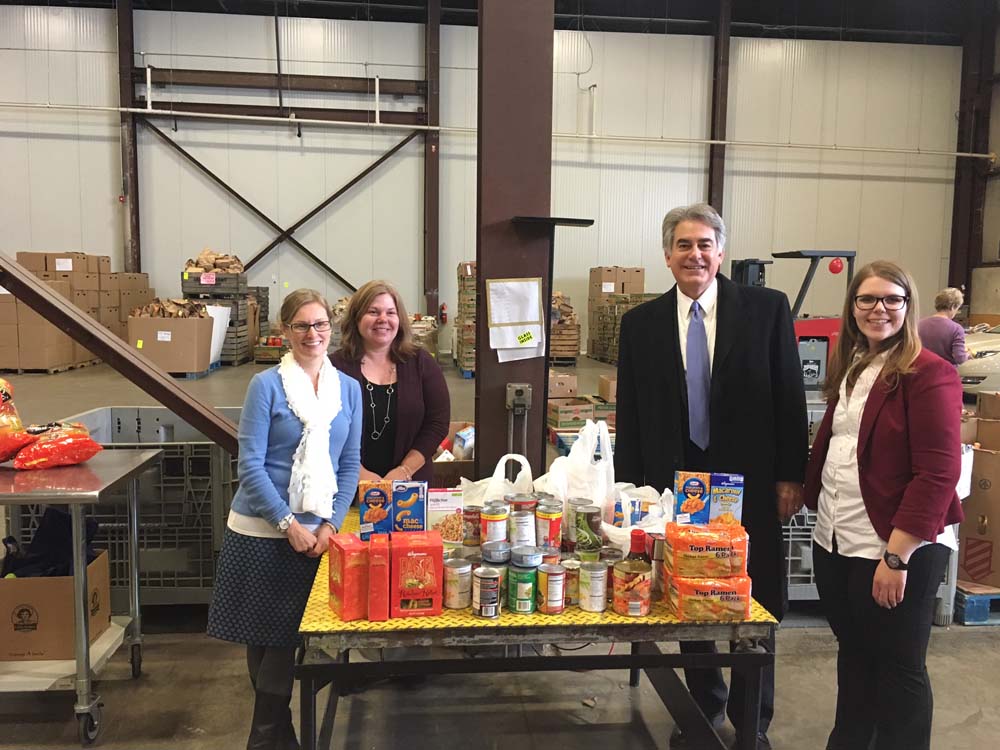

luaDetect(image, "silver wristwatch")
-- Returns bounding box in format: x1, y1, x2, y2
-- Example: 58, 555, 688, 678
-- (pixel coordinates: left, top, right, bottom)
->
276, 513, 295, 533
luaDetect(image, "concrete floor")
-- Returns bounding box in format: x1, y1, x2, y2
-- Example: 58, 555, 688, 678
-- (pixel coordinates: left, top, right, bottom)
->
2, 357, 999, 748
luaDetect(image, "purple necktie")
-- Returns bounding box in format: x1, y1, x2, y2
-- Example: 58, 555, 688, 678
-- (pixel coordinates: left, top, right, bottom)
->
686, 300, 710, 450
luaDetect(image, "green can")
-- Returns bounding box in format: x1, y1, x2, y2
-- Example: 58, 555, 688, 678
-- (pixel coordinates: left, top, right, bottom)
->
507, 564, 538, 614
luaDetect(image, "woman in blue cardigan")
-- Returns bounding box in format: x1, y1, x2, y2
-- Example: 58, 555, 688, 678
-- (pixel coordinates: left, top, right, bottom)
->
208, 289, 362, 750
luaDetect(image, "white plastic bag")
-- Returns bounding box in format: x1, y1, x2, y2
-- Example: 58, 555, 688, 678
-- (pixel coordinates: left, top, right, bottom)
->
536, 420, 615, 510
460, 453, 533, 506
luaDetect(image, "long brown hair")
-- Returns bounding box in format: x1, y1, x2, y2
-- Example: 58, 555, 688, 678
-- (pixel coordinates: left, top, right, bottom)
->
279, 288, 332, 327
822, 260, 922, 401
339, 280, 417, 363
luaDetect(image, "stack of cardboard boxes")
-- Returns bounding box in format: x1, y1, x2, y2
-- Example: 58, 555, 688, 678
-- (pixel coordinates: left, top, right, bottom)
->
181, 270, 255, 366
959, 393, 1000, 591
550, 292, 580, 363
546, 372, 618, 431
587, 266, 648, 363
6, 252, 152, 371
454, 262, 477, 375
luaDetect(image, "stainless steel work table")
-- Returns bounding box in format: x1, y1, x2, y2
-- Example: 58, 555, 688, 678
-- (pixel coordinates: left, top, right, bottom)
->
0, 448, 163, 745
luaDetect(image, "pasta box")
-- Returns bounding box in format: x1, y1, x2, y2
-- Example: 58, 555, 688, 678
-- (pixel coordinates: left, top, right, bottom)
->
392, 480, 427, 532
390, 531, 443, 618
358, 479, 393, 541
328, 533, 368, 622
427, 488, 464, 548
709, 473, 745, 525
674, 471, 711, 524
367, 534, 390, 622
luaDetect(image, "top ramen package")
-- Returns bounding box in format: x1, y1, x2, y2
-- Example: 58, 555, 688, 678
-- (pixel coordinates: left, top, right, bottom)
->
0, 378, 37, 462
13, 421, 103, 470
663, 522, 749, 578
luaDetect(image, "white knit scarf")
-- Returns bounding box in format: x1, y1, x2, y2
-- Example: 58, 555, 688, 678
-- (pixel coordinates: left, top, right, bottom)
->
279, 351, 342, 520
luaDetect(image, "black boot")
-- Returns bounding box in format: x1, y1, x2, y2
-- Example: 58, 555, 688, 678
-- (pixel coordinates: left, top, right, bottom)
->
247, 691, 287, 750
278, 704, 300, 750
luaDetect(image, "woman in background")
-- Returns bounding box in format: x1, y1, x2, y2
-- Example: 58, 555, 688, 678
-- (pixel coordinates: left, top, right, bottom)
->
917, 287, 968, 365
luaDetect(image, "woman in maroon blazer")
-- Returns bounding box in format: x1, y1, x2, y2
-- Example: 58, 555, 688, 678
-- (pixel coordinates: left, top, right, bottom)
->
804, 261, 962, 750
331, 280, 449, 485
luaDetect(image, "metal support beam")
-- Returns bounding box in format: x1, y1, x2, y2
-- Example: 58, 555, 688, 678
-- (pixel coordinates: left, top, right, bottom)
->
139, 118, 357, 292
244, 130, 420, 277
0, 258, 237, 455
475, 0, 555, 479
117, 0, 141, 272
135, 99, 427, 126
707, 0, 731, 212
133, 68, 426, 97
949, 0, 996, 293
424, 0, 441, 316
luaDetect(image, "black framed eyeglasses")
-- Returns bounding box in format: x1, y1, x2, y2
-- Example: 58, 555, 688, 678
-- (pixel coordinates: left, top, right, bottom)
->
289, 320, 332, 333
854, 295, 908, 311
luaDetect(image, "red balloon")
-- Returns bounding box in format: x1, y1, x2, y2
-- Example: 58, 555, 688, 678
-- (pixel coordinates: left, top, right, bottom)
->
829, 258, 844, 274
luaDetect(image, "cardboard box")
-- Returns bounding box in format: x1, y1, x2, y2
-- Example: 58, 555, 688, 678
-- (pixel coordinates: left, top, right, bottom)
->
0, 347, 18, 369
0, 288, 14, 305
18, 333, 75, 370
549, 372, 578, 398
582, 394, 616, 422
979, 392, 1000, 420
0, 324, 18, 348
15, 252, 47, 272
85, 255, 99, 273
358, 479, 393, 541
120, 273, 149, 291
96, 256, 111, 274
98, 290, 119, 308
327, 534, 368, 622
390, 531, 443, 619
99, 273, 121, 291
0, 550, 111, 661
47, 252, 87, 273
99, 307, 119, 326
119, 290, 138, 320
15, 281, 71, 326
457, 261, 477, 278
547, 398, 594, 429
128, 316, 213, 373
621, 267, 645, 294
599, 374, 617, 403
367, 534, 390, 622
959, 447, 1000, 587
392, 480, 427, 532
432, 421, 476, 489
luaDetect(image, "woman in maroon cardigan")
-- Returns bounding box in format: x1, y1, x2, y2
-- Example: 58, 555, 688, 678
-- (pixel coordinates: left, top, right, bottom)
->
331, 281, 449, 485
804, 261, 962, 750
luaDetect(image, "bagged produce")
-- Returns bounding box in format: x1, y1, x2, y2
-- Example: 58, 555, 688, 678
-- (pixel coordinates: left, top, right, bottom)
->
13, 422, 103, 470
0, 378, 37, 462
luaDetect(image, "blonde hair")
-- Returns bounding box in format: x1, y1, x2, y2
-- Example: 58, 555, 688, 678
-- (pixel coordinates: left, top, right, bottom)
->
279, 289, 331, 327
822, 261, 922, 401
339, 280, 417, 363
934, 287, 964, 312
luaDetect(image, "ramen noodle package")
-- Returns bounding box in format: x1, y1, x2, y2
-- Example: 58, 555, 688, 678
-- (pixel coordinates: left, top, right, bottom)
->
358, 479, 393, 541
0, 379, 37, 462
13, 421, 102, 470
667, 575, 752, 621
674, 471, 711, 524
663, 523, 749, 578
709, 473, 744, 525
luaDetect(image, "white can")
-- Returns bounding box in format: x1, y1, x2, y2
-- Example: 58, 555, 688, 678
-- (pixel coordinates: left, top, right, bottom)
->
444, 558, 472, 609
579, 561, 608, 613
509, 510, 537, 547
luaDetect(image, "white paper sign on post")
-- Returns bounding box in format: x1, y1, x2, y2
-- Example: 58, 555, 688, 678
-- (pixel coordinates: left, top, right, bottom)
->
485, 277, 546, 362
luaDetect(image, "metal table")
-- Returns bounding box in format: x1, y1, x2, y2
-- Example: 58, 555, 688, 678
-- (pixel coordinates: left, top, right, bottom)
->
296, 516, 776, 750
0, 448, 163, 745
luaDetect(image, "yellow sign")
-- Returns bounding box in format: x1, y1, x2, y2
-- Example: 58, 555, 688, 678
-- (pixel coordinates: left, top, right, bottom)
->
136, 339, 143, 349
182, 272, 189, 280
284, 281, 289, 288
517, 331, 534, 345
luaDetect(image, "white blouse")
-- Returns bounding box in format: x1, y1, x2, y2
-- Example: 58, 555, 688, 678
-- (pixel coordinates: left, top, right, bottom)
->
813, 353, 956, 559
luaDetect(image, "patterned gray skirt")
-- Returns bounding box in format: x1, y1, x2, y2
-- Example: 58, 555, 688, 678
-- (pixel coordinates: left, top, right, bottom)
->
207, 528, 321, 648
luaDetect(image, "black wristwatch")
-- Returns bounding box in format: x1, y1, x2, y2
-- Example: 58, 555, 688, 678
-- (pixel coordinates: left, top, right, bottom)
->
883, 551, 909, 571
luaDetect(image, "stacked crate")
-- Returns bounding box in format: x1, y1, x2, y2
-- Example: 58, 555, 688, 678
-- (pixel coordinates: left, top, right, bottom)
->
587, 266, 647, 363
248, 285, 269, 325
182, 271, 253, 366
549, 292, 580, 365
454, 261, 477, 376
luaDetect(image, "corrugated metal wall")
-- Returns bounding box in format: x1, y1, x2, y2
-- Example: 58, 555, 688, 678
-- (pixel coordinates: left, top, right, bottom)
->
0, 7, 963, 337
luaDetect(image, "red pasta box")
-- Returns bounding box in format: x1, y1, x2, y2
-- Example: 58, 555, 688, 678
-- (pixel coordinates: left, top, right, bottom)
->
328, 533, 368, 622
368, 534, 390, 622
390, 530, 443, 619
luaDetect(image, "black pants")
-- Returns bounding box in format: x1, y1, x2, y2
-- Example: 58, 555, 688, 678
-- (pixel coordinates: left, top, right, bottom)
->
247, 644, 297, 697
813, 540, 949, 750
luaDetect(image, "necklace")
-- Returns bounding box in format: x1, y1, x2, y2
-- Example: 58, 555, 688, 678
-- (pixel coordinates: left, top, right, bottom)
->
361, 359, 396, 441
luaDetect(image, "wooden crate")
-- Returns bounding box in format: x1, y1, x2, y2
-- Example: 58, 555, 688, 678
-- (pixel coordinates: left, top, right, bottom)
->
181, 272, 248, 296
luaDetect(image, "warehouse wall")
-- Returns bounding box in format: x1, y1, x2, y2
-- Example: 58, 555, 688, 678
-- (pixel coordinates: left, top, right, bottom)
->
0, 6, 962, 346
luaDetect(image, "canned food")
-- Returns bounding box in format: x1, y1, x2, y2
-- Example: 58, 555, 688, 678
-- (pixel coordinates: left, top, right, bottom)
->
562, 559, 581, 606
536, 563, 566, 614
560, 551, 580, 562
481, 540, 512, 565
575, 505, 603, 555
612, 560, 653, 617
541, 546, 561, 566
601, 547, 625, 602
472, 566, 503, 618
579, 561, 608, 612
481, 505, 509, 544
577, 549, 600, 563
444, 558, 472, 609
508, 510, 537, 547
465, 554, 483, 571
646, 532, 666, 599
566, 498, 592, 547
463, 505, 483, 546
492, 563, 508, 608
510, 494, 538, 513
511, 545, 544, 568
508, 564, 538, 614
534, 492, 556, 503
535, 504, 563, 549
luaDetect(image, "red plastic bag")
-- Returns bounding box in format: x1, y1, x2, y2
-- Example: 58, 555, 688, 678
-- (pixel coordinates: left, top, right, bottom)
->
0, 378, 37, 462
13, 421, 102, 470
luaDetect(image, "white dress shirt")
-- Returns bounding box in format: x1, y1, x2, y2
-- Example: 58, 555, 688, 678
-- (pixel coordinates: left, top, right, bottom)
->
676, 279, 719, 372
814, 353, 957, 559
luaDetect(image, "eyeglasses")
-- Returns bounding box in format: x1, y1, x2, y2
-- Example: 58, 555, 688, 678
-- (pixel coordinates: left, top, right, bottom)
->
854, 295, 908, 311
288, 320, 332, 333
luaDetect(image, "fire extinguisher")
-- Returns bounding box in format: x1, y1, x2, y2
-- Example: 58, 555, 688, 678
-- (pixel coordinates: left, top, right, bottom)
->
439, 303, 448, 325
